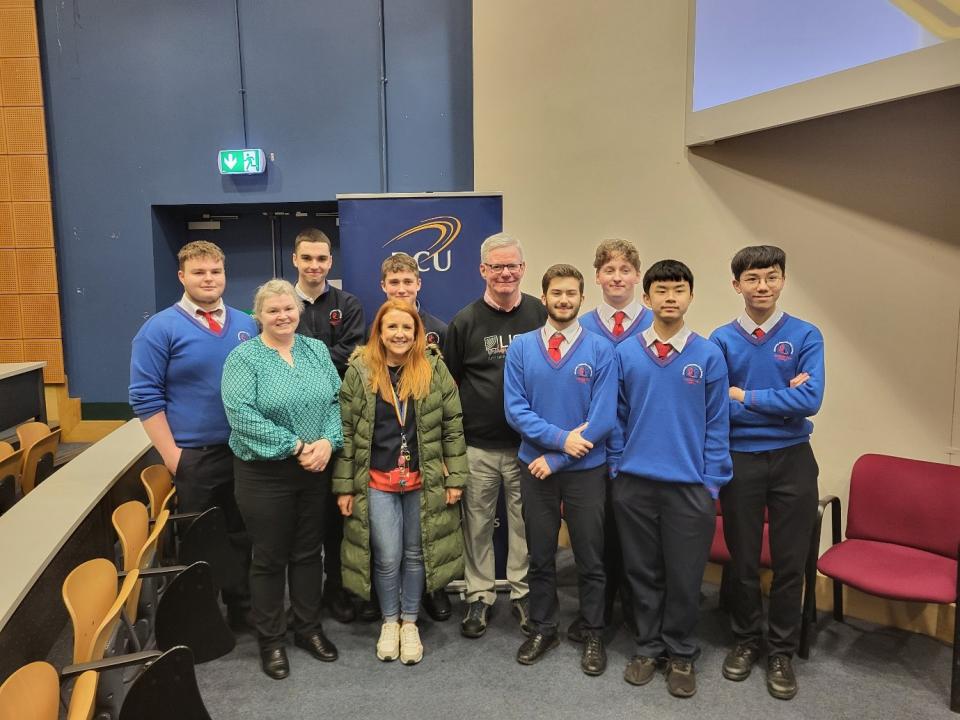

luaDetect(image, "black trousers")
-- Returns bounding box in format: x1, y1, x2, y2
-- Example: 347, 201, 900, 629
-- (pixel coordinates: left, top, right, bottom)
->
234, 458, 329, 651
520, 463, 606, 635
613, 475, 714, 659
602, 475, 632, 625
720, 441, 819, 657
175, 444, 250, 607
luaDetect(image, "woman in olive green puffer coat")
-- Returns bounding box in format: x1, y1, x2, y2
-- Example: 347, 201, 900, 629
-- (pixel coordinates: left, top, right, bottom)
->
333, 300, 468, 664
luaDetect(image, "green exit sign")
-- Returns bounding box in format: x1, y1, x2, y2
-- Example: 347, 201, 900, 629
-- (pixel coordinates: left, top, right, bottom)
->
218, 148, 266, 175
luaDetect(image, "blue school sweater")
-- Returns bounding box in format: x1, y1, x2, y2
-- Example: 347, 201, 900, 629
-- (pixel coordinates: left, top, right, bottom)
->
609, 333, 732, 497
579, 306, 652, 345
709, 314, 824, 452
129, 305, 258, 447
504, 329, 618, 473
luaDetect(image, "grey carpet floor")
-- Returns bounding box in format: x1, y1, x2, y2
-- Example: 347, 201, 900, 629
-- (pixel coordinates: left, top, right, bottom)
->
195, 549, 957, 720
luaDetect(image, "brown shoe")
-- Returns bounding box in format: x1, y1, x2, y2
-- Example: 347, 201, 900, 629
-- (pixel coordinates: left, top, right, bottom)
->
665, 658, 696, 698
623, 655, 659, 686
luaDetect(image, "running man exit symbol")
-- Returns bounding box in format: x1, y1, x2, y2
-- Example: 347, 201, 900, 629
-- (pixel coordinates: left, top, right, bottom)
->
218, 148, 266, 175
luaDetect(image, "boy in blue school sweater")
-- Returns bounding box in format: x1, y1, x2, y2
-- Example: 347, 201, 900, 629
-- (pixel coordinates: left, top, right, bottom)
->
709, 246, 824, 701
504, 264, 618, 676
570, 239, 654, 643
611, 259, 731, 698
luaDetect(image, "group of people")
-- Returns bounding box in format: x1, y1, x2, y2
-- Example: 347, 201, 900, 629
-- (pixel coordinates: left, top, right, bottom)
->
129, 229, 824, 703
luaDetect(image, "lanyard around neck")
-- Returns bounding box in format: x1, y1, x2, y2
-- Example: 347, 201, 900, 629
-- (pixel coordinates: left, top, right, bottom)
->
388, 370, 407, 428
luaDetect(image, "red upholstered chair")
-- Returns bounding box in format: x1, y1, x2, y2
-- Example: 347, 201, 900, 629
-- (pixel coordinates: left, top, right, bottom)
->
802, 454, 960, 713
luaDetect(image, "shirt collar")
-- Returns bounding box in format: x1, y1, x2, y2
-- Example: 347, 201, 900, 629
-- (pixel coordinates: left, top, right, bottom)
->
483, 288, 522, 312
295, 281, 328, 305
641, 324, 691, 353
737, 310, 783, 335
179, 294, 225, 319
598, 299, 641, 324
541, 320, 581, 347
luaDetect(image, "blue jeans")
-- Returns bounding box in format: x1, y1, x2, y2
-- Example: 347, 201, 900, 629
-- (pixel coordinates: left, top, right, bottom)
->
368, 487, 424, 623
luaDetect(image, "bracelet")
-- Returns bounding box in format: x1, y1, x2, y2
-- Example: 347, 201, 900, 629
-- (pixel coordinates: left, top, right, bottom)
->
294, 440, 305, 457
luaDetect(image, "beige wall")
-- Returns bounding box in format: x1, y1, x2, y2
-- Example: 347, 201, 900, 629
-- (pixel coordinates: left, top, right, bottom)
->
474, 2, 960, 536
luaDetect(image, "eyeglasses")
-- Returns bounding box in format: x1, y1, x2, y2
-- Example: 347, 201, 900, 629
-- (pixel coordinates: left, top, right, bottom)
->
739, 273, 783, 288
483, 262, 524, 274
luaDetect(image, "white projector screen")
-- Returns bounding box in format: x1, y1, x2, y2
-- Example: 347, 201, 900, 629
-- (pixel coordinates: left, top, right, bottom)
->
686, 0, 960, 145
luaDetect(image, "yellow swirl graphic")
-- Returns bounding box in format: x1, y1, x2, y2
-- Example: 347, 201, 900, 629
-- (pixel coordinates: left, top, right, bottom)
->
384, 216, 462, 260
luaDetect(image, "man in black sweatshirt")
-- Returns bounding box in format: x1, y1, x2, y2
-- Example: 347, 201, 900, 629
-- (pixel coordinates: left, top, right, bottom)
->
292, 227, 365, 623
444, 233, 547, 639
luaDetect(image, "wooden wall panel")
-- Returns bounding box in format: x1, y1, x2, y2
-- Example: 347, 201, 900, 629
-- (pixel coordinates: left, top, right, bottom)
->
7, 155, 48, 201
0, 202, 12, 246
0, 8, 39, 57
3, 107, 45, 153
0, 338, 22, 362
0, 247, 16, 292
19, 293, 59, 338
12, 201, 51, 246
15, 247, 56, 293
22, 339, 63, 382
0, 294, 19, 337
0, 58, 42, 105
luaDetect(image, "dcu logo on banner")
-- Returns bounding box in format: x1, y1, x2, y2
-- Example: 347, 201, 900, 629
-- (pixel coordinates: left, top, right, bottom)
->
773, 341, 794, 361
383, 216, 461, 273
682, 363, 704, 385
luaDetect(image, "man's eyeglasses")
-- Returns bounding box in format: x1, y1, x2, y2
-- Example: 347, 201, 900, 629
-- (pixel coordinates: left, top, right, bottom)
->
483, 262, 524, 274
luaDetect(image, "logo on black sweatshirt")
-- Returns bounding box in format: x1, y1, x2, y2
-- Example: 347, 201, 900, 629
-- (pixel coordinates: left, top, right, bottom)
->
329, 309, 343, 326
483, 334, 515, 359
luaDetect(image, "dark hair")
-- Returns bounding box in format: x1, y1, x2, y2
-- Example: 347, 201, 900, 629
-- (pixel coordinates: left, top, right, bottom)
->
541, 263, 584, 294
294, 228, 333, 253
642, 259, 694, 294
730, 245, 786, 279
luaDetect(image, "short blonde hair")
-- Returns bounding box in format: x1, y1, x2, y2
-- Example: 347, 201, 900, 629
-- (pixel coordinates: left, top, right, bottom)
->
252, 278, 303, 326
178, 240, 225, 270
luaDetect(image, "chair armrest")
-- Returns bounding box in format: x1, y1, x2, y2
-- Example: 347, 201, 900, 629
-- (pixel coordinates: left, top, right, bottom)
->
61, 650, 162, 678
159, 511, 202, 525
817, 495, 842, 547
118, 565, 188, 580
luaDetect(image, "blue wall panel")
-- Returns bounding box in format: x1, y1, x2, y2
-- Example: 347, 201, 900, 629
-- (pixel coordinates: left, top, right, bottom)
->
384, 0, 473, 192
38, 0, 473, 402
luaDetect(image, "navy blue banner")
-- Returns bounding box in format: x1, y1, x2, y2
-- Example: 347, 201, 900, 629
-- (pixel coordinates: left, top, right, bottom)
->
336, 194, 503, 324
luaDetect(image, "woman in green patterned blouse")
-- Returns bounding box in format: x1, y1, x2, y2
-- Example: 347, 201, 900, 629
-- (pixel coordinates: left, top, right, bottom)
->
221, 278, 344, 680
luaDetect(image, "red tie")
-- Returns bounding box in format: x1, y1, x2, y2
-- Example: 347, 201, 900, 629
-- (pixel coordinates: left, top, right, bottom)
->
612, 311, 626, 338
653, 340, 671, 359
199, 310, 222, 333
752, 328, 765, 340
548, 332, 564, 362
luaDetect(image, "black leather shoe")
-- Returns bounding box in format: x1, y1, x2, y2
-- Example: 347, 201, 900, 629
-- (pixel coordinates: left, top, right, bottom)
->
260, 647, 289, 680
722, 642, 761, 681
566, 616, 585, 644
322, 586, 356, 624
767, 654, 798, 700
357, 598, 381, 622
581, 635, 607, 676
422, 589, 452, 621
516, 633, 559, 665
294, 630, 339, 662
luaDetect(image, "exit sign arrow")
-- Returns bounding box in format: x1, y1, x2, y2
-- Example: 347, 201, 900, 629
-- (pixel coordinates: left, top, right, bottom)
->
218, 148, 266, 175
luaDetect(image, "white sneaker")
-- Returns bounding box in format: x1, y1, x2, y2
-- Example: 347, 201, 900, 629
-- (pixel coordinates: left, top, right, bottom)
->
376, 621, 400, 661
399, 623, 423, 665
